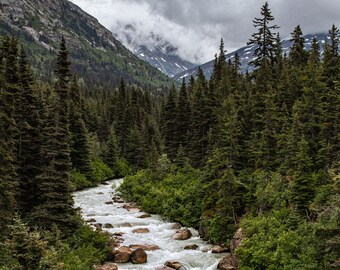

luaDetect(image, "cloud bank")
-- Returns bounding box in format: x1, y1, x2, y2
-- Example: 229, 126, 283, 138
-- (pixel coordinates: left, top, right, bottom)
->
70, 0, 340, 64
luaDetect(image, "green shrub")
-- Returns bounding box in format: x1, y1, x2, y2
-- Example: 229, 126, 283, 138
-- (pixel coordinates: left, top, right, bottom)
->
62, 225, 112, 270
113, 158, 132, 177
237, 209, 319, 270
70, 169, 92, 190
91, 159, 114, 184
118, 166, 203, 227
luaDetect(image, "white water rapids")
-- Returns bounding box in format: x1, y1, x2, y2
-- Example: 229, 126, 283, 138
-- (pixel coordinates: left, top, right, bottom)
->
73, 179, 225, 270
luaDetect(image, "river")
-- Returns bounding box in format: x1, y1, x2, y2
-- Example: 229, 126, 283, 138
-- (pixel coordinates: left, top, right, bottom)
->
73, 179, 225, 270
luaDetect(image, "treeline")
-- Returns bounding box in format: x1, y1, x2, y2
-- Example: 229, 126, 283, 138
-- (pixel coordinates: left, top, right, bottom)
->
120, 3, 339, 269
0, 35, 162, 269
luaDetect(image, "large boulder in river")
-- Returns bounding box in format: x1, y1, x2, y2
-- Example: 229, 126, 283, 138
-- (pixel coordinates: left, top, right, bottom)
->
137, 213, 151, 218
164, 261, 187, 270
94, 262, 118, 270
211, 245, 230, 253
171, 223, 182, 230
217, 255, 235, 270
113, 246, 132, 263
132, 228, 150, 234
131, 248, 147, 264
172, 229, 192, 240
112, 196, 124, 203
103, 223, 114, 229
183, 244, 198, 250
129, 244, 160, 251
86, 218, 96, 223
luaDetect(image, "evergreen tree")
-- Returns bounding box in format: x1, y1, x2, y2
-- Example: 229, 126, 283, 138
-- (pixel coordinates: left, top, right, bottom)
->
162, 84, 177, 160
32, 38, 77, 233
323, 25, 340, 88
70, 117, 93, 179
308, 37, 320, 66
176, 79, 191, 151
103, 127, 119, 169
0, 37, 19, 235
289, 25, 308, 66
114, 79, 130, 156
290, 137, 315, 215
16, 48, 43, 217
248, 1, 279, 68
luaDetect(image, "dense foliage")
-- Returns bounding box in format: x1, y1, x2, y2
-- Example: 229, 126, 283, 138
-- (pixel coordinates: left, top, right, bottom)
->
0, 36, 160, 268
1, 2, 339, 269
119, 3, 340, 269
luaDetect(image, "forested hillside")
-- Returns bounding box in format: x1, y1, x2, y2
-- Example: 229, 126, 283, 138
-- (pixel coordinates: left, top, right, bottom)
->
0, 1, 339, 270
119, 3, 340, 269
0, 35, 164, 268
0, 0, 171, 88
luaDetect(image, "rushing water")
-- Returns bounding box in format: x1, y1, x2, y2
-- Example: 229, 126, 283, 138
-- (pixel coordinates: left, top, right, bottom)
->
73, 179, 225, 270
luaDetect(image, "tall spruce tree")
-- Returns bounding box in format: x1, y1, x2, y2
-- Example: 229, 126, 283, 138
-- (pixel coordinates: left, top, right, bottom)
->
176, 79, 191, 152
323, 25, 340, 88
16, 48, 43, 217
162, 84, 178, 160
32, 37, 77, 233
248, 1, 279, 68
289, 25, 308, 66
0, 37, 19, 235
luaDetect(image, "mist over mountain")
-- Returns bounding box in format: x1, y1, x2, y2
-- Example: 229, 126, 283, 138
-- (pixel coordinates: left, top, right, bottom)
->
111, 24, 197, 77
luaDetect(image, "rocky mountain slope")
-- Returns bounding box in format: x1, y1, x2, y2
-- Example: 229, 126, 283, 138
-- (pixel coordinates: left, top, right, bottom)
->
173, 33, 329, 81
111, 24, 197, 77
0, 0, 171, 88
134, 43, 197, 78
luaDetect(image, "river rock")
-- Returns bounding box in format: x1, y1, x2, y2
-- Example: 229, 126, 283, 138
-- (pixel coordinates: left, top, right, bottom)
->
129, 244, 160, 251
105, 201, 113, 205
113, 246, 132, 263
217, 255, 235, 270
128, 207, 140, 213
211, 245, 230, 253
97, 192, 104, 195
94, 262, 118, 270
94, 223, 102, 229
86, 218, 96, 223
132, 228, 150, 234
117, 222, 132, 227
171, 223, 182, 230
113, 232, 125, 237
112, 196, 124, 203
103, 223, 114, 228
172, 229, 192, 240
183, 244, 198, 250
164, 261, 187, 270
123, 202, 138, 209
138, 213, 151, 218
131, 248, 147, 264
155, 267, 174, 270
87, 213, 96, 217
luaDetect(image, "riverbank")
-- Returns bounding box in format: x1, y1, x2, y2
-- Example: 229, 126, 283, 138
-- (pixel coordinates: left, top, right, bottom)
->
74, 179, 227, 269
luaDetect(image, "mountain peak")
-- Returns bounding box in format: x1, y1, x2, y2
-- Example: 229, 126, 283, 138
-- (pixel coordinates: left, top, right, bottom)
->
0, 0, 171, 88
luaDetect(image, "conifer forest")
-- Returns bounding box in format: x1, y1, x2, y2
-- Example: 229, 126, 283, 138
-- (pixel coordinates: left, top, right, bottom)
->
0, 2, 339, 270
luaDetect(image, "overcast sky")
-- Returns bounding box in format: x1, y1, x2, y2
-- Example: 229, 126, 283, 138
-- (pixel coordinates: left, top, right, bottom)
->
70, 0, 340, 64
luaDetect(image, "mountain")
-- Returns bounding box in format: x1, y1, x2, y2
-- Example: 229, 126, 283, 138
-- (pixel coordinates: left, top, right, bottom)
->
134, 43, 198, 78
111, 24, 198, 77
0, 0, 172, 88
173, 33, 329, 81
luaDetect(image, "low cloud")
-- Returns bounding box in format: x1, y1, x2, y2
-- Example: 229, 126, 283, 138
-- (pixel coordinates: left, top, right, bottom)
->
70, 0, 340, 64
